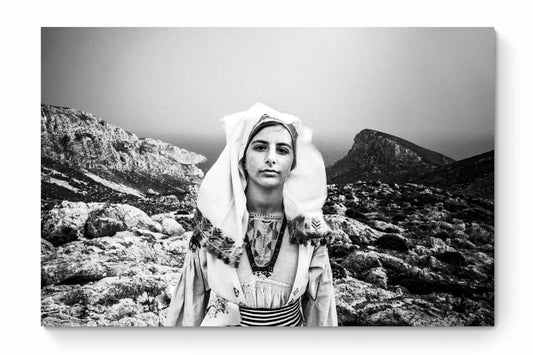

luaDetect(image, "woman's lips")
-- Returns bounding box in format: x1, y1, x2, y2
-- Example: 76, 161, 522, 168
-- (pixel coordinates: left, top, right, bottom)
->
261, 169, 279, 175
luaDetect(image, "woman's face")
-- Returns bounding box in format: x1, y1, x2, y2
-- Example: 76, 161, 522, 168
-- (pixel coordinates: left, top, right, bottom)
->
244, 125, 294, 190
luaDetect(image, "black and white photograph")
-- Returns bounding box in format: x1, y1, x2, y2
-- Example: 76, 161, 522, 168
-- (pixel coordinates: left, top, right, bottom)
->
40, 27, 495, 327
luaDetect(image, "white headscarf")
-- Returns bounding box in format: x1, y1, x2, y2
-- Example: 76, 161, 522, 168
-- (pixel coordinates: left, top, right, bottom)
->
195, 103, 331, 267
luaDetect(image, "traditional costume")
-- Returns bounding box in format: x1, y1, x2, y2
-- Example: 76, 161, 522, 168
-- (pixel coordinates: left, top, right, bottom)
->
165, 103, 337, 326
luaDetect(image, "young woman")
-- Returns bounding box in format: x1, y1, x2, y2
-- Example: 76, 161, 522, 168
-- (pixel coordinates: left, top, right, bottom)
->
165, 103, 337, 326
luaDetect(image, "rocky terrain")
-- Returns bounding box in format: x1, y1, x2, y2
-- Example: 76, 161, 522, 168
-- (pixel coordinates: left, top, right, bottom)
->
41, 106, 493, 326
324, 181, 493, 325
41, 181, 494, 326
41, 202, 191, 326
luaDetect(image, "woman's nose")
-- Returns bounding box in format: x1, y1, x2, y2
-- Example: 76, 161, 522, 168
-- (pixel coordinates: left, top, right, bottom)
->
265, 150, 276, 165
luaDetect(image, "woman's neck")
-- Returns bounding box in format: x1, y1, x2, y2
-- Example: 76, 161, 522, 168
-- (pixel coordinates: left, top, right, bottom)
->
245, 184, 284, 215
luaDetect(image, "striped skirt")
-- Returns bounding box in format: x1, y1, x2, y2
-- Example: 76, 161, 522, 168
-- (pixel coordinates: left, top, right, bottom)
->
239, 299, 304, 327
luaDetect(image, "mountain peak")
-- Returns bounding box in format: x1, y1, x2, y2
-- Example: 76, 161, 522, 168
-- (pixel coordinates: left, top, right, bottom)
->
327, 129, 454, 184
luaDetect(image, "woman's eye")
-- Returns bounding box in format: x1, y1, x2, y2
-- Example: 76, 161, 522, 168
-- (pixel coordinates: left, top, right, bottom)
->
253, 145, 266, 151
277, 148, 289, 154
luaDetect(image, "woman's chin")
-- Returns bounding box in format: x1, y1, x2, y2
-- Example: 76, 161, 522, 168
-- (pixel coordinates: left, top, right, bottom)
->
256, 178, 284, 189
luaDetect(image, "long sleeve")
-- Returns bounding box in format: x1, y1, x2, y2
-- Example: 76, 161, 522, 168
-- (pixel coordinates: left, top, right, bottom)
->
302, 244, 338, 326
164, 242, 210, 326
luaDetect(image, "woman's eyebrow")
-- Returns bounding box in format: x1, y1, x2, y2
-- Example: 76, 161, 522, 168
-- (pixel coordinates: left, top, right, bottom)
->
250, 139, 268, 145
251, 139, 292, 148
251, 139, 291, 145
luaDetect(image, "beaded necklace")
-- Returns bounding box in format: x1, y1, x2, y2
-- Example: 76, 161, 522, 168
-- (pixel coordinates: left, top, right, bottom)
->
244, 213, 287, 278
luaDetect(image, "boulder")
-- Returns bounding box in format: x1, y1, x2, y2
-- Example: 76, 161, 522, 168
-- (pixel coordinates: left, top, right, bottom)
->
330, 260, 350, 279
450, 238, 477, 250
429, 237, 456, 253
366, 220, 404, 233
364, 267, 388, 289
42, 201, 101, 246
329, 228, 353, 247
85, 204, 162, 239
150, 212, 175, 224
374, 234, 409, 252
412, 245, 432, 256
456, 207, 493, 223
468, 223, 494, 244
328, 244, 354, 259
341, 251, 382, 275
41, 239, 56, 260
160, 219, 185, 236
434, 251, 467, 266
146, 189, 159, 196
332, 203, 347, 215
325, 214, 382, 245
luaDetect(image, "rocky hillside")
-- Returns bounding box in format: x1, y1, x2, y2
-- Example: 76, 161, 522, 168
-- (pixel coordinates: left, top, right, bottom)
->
413, 150, 494, 200
41, 105, 206, 214
327, 129, 454, 185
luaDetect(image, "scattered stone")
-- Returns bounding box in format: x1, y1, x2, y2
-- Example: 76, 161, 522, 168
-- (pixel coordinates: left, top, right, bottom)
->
41, 239, 56, 260
366, 220, 404, 233
341, 251, 382, 275
364, 267, 388, 289
434, 251, 467, 266
325, 215, 382, 245
160, 219, 185, 236
375, 234, 409, 252
147, 189, 159, 196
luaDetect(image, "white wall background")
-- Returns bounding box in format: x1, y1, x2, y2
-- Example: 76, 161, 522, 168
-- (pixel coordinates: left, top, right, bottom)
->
1, 1, 530, 354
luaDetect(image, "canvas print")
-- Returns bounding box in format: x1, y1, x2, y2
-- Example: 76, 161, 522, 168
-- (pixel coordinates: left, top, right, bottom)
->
41, 28, 495, 326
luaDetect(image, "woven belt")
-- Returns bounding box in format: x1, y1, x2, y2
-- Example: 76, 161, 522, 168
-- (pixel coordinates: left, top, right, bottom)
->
239, 299, 304, 327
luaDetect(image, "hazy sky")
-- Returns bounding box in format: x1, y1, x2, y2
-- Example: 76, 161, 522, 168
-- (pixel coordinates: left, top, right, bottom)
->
41, 28, 495, 170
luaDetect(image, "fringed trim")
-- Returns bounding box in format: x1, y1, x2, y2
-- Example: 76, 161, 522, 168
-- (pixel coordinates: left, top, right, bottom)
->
190, 208, 244, 268
188, 208, 212, 251
288, 214, 334, 246
199, 236, 244, 268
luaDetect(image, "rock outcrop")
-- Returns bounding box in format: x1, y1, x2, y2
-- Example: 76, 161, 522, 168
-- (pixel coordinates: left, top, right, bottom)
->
327, 129, 454, 185
41, 104, 206, 215
41, 104, 205, 180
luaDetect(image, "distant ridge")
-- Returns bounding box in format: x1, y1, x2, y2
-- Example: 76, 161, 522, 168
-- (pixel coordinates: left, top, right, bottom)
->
327, 129, 454, 184
413, 150, 494, 199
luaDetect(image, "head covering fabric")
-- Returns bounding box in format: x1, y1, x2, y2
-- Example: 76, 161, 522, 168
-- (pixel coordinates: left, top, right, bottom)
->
195, 103, 331, 267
